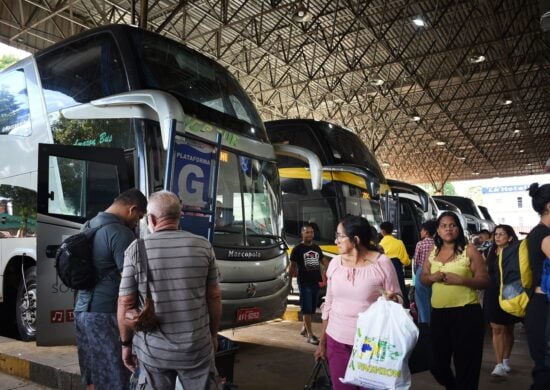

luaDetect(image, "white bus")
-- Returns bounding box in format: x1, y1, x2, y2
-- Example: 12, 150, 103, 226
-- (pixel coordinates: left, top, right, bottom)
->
0, 24, 319, 345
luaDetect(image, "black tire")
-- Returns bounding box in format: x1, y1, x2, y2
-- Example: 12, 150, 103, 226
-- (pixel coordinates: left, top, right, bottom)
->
15, 266, 37, 341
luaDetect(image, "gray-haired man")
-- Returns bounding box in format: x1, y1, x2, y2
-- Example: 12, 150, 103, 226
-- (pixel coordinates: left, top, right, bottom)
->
117, 190, 222, 390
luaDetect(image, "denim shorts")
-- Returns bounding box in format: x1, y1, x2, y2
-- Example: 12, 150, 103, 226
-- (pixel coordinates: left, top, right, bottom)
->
298, 282, 319, 314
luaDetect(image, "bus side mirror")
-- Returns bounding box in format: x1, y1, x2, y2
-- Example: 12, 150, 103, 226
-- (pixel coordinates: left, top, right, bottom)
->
273, 144, 323, 191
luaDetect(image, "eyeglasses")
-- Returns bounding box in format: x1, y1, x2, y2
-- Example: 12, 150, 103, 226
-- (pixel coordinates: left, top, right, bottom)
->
335, 232, 348, 240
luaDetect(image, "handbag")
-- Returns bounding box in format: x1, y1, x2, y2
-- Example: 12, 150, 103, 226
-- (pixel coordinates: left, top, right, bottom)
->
124, 239, 159, 332
304, 359, 332, 390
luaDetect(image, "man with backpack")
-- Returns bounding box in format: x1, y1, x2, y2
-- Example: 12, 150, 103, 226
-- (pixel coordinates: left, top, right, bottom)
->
74, 189, 147, 390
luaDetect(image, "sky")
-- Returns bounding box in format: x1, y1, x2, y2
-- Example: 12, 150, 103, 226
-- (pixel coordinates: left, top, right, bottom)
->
0, 42, 30, 58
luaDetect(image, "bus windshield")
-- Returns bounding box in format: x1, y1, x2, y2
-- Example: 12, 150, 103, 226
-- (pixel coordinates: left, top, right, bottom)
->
215, 152, 281, 246
320, 124, 384, 179
132, 30, 267, 141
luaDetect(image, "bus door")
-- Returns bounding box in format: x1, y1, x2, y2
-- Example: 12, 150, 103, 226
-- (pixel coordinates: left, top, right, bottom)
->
36, 144, 129, 346
165, 134, 222, 242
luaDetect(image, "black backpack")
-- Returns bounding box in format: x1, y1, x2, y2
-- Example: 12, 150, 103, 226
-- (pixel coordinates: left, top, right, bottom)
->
55, 222, 115, 290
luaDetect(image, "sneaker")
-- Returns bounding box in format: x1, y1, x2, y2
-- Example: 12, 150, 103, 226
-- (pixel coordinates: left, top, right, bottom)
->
502, 360, 511, 373
307, 336, 320, 345
491, 364, 508, 377
299, 328, 307, 337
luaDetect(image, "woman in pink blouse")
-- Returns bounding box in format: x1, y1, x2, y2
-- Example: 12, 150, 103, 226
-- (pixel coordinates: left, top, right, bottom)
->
314, 215, 402, 389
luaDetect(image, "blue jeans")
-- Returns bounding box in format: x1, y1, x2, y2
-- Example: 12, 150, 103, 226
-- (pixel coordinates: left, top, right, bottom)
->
298, 282, 319, 314
415, 267, 432, 324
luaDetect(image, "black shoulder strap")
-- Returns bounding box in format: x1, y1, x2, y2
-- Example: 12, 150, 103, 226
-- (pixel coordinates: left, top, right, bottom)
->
83, 220, 120, 239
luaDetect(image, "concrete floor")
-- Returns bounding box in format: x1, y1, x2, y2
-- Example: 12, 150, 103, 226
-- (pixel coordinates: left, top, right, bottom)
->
221, 318, 533, 390
0, 312, 535, 390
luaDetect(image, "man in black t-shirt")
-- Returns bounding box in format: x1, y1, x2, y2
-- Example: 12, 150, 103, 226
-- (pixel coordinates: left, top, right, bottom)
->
290, 223, 328, 345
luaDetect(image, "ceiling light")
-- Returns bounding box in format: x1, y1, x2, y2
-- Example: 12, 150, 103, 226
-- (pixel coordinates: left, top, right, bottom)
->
412, 16, 427, 27
456, 156, 466, 160
292, 3, 312, 23
519, 149, 525, 153
513, 129, 521, 134
501, 99, 513, 105
410, 115, 421, 122
381, 162, 390, 167
527, 163, 532, 166
472, 171, 480, 175
469, 55, 486, 64
368, 75, 384, 86
435, 141, 446, 146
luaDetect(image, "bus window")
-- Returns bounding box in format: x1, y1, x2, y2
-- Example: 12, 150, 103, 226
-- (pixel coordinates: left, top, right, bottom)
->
48, 156, 121, 220
0, 69, 31, 136
0, 185, 36, 238
280, 177, 337, 246
214, 151, 280, 247
341, 183, 383, 229
36, 33, 127, 113
50, 116, 135, 150
132, 30, 266, 141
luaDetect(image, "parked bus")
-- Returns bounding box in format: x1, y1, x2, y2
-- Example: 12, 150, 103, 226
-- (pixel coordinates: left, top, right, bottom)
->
266, 119, 387, 255
0, 25, 320, 344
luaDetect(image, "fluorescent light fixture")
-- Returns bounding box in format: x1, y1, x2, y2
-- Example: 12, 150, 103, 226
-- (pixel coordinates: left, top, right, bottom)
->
519, 149, 525, 153
410, 115, 421, 121
368, 74, 384, 86
381, 162, 390, 167
472, 171, 480, 175
513, 129, 521, 134
292, 3, 312, 23
502, 99, 513, 105
412, 16, 426, 27
435, 141, 446, 146
250, 127, 255, 134
456, 156, 466, 160
469, 55, 486, 64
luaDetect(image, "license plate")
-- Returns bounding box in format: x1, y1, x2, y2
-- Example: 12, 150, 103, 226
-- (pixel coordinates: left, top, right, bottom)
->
236, 307, 261, 322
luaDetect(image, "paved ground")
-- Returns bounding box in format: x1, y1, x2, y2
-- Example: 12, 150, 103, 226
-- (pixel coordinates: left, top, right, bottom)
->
0, 304, 535, 389
224, 316, 533, 390
0, 371, 53, 390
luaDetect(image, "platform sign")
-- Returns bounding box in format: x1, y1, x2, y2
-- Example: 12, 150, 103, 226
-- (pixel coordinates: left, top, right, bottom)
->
171, 139, 219, 240
173, 140, 213, 209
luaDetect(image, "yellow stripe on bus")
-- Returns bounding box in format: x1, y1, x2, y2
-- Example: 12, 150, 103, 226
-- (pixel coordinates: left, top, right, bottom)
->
278, 168, 369, 192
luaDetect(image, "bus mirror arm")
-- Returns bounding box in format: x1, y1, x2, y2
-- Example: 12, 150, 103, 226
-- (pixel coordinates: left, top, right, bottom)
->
61, 90, 185, 150
273, 144, 323, 191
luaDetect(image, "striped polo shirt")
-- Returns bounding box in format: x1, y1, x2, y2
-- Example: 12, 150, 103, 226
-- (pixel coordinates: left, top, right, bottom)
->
119, 229, 219, 370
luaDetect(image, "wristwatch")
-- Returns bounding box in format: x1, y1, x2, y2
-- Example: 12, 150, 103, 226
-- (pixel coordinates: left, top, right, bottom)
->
120, 338, 132, 347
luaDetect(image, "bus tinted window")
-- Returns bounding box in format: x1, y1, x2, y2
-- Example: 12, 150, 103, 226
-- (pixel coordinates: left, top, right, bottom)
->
267, 125, 325, 167
321, 124, 384, 179
36, 33, 127, 113
49, 116, 136, 151
131, 30, 266, 141
0, 69, 31, 136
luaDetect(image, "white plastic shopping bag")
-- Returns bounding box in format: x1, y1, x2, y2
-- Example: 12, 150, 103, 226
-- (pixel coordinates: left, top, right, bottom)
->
341, 296, 419, 389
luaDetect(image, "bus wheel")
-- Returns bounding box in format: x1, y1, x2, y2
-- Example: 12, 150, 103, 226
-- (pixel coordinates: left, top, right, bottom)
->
15, 266, 37, 341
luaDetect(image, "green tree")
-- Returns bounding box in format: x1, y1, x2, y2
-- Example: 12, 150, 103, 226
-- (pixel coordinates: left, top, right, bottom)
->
0, 185, 37, 235
0, 54, 19, 70
0, 88, 19, 132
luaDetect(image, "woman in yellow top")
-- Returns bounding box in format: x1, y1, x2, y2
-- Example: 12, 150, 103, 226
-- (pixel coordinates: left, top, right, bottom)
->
421, 211, 490, 390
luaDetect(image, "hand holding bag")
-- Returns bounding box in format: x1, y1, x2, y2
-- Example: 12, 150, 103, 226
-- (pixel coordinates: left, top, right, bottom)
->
305, 359, 332, 390
124, 239, 159, 332
341, 296, 419, 389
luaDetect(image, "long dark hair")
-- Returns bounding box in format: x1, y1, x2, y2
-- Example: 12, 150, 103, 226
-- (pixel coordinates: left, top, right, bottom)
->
340, 215, 380, 252
434, 211, 467, 255
529, 183, 550, 216
486, 224, 518, 263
